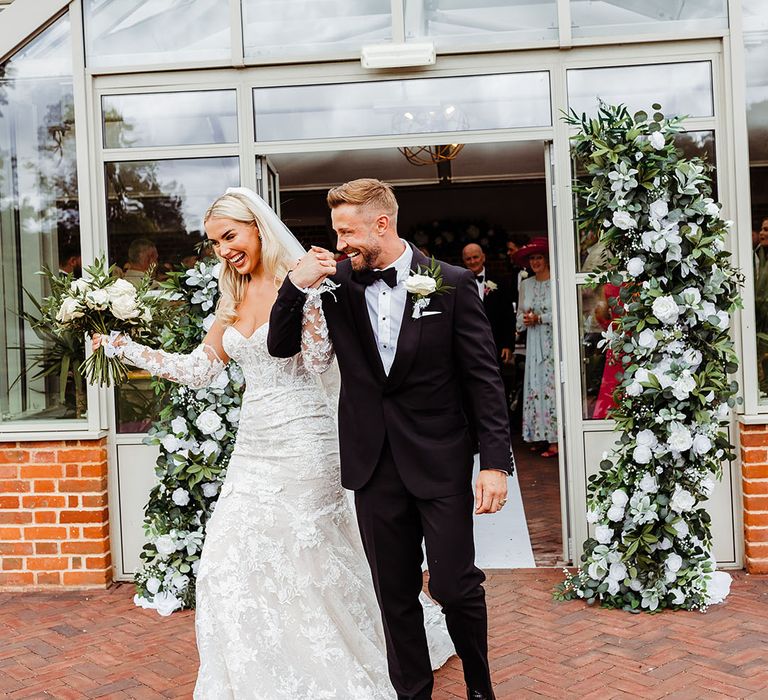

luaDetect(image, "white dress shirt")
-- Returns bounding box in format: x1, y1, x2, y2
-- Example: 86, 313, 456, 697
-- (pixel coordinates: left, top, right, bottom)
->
365, 241, 412, 375
473, 267, 486, 299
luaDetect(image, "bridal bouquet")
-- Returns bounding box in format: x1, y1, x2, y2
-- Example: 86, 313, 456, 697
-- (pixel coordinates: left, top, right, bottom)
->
39, 257, 162, 387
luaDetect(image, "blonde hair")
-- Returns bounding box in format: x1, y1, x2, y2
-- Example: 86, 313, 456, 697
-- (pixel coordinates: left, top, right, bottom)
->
326, 178, 398, 227
204, 192, 292, 326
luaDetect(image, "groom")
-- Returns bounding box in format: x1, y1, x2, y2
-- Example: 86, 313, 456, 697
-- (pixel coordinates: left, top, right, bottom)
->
268, 179, 513, 700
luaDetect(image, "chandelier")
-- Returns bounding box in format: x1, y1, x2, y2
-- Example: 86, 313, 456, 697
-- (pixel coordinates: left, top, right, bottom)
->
395, 105, 467, 172
398, 143, 464, 166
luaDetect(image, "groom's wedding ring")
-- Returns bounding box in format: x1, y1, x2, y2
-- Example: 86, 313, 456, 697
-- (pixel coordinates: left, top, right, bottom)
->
498, 499, 507, 507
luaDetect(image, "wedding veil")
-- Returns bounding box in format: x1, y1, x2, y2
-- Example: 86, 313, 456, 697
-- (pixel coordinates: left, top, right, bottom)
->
222, 186, 341, 410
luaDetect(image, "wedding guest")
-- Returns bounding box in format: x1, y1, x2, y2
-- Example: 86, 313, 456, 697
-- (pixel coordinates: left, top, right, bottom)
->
505, 233, 530, 306
124, 238, 159, 288
58, 243, 81, 277
514, 237, 558, 458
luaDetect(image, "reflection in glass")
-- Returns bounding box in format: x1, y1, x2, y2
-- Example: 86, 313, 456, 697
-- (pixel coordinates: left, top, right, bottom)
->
579, 284, 623, 420
104, 157, 239, 433
0, 14, 86, 423
254, 72, 551, 142
83, 0, 230, 69
575, 131, 717, 271
404, 0, 558, 46
242, 0, 390, 60
567, 62, 713, 119
570, 0, 728, 39
102, 91, 238, 149
743, 0, 768, 403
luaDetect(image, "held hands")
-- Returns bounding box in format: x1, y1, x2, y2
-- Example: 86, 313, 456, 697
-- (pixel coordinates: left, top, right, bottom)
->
522, 310, 540, 327
290, 247, 336, 289
90, 332, 126, 354
474, 469, 508, 515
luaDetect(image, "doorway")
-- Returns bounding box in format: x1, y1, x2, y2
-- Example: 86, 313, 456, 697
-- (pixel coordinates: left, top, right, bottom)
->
267, 139, 566, 567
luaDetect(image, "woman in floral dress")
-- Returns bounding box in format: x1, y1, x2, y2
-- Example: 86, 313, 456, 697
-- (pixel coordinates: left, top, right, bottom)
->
514, 237, 559, 457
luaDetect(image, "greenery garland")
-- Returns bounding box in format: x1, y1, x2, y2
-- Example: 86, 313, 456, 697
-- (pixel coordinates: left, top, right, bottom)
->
556, 104, 742, 612
133, 260, 243, 616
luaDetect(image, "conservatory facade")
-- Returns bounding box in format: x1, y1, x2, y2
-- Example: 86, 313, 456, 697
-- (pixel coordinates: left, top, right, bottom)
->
0, 0, 766, 588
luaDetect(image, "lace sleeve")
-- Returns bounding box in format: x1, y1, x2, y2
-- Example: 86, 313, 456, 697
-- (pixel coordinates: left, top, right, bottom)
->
300, 285, 336, 375
119, 338, 226, 389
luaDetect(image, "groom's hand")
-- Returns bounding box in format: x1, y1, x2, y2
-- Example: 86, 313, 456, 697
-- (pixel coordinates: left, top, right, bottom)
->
475, 469, 508, 515
289, 247, 336, 288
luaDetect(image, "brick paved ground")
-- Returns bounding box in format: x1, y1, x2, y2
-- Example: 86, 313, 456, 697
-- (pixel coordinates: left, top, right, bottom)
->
2, 569, 767, 699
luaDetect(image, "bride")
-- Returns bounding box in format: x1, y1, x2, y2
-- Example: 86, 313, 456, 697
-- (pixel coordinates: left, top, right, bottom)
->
94, 187, 453, 699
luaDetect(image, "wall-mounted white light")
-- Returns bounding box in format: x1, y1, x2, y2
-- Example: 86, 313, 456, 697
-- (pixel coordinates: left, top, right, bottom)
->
361, 42, 436, 70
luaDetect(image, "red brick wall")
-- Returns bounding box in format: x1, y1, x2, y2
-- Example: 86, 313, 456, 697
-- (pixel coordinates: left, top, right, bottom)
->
0, 438, 111, 588
741, 423, 768, 574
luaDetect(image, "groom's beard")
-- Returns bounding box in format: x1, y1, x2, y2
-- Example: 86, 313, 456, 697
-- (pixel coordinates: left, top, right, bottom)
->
350, 242, 382, 271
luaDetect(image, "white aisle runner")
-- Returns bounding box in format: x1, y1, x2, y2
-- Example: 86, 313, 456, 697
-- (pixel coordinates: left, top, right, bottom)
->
471, 454, 536, 569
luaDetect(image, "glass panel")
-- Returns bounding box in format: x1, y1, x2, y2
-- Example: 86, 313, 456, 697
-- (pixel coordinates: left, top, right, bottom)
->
567, 62, 713, 119
570, 0, 728, 39
83, 0, 230, 70
743, 0, 768, 404
105, 157, 239, 432
0, 15, 86, 423
579, 284, 622, 420
242, 0, 391, 61
576, 131, 717, 271
254, 72, 551, 142
102, 91, 238, 149
405, 0, 558, 46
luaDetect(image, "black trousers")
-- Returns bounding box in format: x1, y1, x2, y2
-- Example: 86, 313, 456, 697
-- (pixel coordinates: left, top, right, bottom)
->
355, 442, 492, 700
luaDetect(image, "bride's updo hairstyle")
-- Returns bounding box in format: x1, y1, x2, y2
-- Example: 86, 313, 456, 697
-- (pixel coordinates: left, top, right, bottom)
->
204, 192, 292, 326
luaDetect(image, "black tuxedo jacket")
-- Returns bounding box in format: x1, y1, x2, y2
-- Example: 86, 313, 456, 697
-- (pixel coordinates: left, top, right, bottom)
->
268, 245, 512, 498
479, 275, 515, 357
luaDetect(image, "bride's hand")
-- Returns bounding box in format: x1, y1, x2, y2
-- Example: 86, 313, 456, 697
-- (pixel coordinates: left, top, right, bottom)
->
290, 247, 336, 288
91, 332, 126, 352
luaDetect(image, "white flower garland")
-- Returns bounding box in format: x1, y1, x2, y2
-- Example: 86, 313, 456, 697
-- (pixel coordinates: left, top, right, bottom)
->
556, 104, 742, 612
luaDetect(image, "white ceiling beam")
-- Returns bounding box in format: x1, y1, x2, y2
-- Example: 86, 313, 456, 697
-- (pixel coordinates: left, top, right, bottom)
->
0, 0, 71, 64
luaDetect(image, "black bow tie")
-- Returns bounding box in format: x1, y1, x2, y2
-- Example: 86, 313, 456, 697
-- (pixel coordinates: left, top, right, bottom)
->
475, 274, 485, 282
354, 267, 398, 288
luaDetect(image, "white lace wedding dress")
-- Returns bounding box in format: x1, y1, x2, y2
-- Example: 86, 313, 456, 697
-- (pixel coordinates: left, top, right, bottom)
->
120, 294, 454, 699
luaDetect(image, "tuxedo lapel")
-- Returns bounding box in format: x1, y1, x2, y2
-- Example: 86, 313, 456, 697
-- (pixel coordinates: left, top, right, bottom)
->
385, 245, 428, 391
346, 272, 387, 382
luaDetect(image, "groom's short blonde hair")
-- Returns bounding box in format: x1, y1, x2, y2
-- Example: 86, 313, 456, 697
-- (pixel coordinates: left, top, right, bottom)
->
327, 178, 398, 226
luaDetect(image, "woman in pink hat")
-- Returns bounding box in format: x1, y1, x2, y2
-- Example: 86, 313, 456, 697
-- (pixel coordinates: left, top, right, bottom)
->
513, 237, 559, 458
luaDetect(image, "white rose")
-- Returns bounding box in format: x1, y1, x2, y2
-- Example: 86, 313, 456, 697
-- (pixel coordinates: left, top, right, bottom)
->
665, 553, 683, 573
202, 481, 220, 498
668, 423, 693, 452
110, 294, 141, 320
145, 576, 162, 595
638, 473, 659, 493
155, 534, 178, 556
692, 434, 712, 456
588, 562, 606, 581
626, 257, 645, 277
673, 519, 689, 538
704, 570, 732, 605
636, 429, 658, 448
652, 295, 680, 325
671, 373, 696, 401
106, 278, 137, 300
648, 199, 668, 221
153, 590, 182, 617
612, 210, 637, 230
611, 490, 629, 507
586, 507, 600, 524
681, 287, 701, 307
716, 403, 730, 421
226, 407, 241, 424
200, 440, 220, 458
170, 417, 187, 435
702, 198, 720, 217
670, 485, 696, 513
84, 288, 110, 310
405, 274, 437, 296
633, 444, 653, 464
161, 434, 182, 453
608, 561, 627, 581
649, 131, 666, 150
171, 488, 190, 506
626, 381, 643, 397
56, 297, 84, 323
607, 505, 625, 522
195, 410, 223, 436
635, 368, 650, 383
70, 279, 90, 294
594, 525, 613, 544
637, 329, 658, 350
715, 310, 730, 330
682, 348, 703, 368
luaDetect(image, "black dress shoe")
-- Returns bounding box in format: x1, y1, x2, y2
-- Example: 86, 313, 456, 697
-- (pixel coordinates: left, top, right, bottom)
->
467, 690, 495, 700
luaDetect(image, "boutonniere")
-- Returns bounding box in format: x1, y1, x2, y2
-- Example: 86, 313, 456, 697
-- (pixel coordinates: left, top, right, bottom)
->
519, 270, 529, 280
483, 280, 498, 296
405, 258, 454, 319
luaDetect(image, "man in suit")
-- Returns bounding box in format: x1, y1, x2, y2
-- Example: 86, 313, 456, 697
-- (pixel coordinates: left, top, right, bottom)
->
461, 243, 514, 365
268, 179, 512, 700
